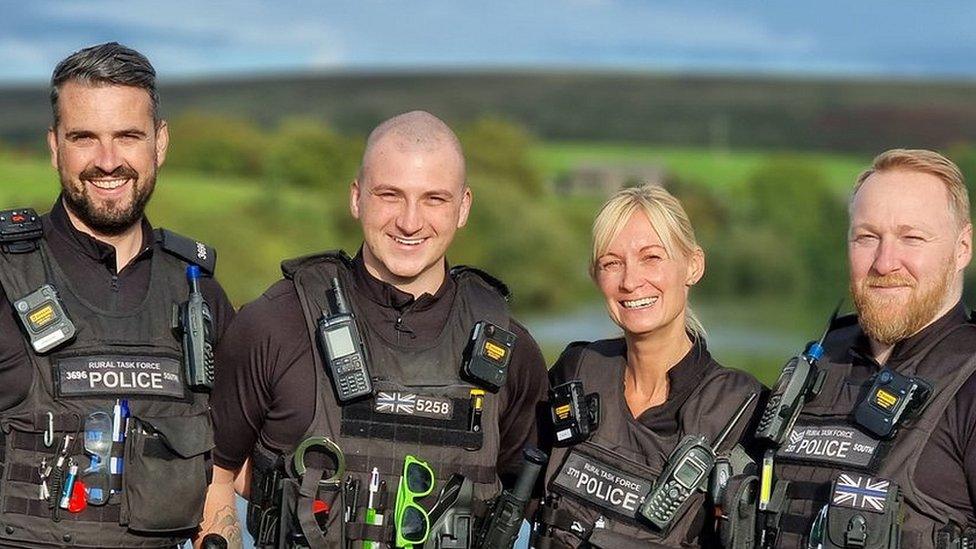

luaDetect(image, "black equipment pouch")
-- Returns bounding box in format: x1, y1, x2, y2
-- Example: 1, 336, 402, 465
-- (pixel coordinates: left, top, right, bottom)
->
936, 523, 976, 549
814, 473, 901, 549
120, 412, 214, 532
719, 474, 759, 549
247, 449, 285, 547
549, 380, 600, 447
854, 368, 931, 439
0, 208, 42, 253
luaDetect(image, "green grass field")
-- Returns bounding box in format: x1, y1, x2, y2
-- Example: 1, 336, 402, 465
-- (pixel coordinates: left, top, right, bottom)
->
533, 142, 870, 193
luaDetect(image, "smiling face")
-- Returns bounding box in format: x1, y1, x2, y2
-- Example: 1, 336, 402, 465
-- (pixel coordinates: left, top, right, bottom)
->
848, 169, 972, 344
595, 210, 703, 339
47, 81, 167, 236
350, 135, 470, 295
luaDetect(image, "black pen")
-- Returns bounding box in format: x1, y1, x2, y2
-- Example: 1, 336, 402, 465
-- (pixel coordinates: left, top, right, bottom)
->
376, 480, 388, 522
346, 477, 361, 522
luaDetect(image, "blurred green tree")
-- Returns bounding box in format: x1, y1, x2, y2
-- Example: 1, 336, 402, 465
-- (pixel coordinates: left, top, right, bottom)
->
458, 117, 546, 196
165, 112, 265, 176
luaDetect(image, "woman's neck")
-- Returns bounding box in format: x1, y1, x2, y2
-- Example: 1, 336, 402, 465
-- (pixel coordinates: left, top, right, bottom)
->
622, 320, 693, 417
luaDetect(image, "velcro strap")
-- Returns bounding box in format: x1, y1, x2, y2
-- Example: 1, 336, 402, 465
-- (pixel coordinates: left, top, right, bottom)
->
779, 513, 813, 535
7, 463, 40, 483
3, 496, 120, 522
538, 506, 587, 537
345, 522, 395, 541
786, 480, 830, 502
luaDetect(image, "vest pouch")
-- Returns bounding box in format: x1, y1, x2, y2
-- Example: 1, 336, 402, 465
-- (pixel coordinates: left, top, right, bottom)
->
121, 412, 214, 533
821, 474, 900, 549
277, 476, 342, 548
719, 474, 758, 549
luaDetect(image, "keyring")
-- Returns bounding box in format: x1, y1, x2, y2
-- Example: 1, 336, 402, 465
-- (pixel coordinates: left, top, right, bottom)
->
291, 436, 345, 485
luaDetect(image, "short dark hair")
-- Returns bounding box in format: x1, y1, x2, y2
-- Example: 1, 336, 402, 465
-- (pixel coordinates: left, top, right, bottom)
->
50, 42, 159, 127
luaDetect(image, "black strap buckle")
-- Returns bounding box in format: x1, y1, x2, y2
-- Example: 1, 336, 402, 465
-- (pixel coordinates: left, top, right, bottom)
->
845, 514, 867, 547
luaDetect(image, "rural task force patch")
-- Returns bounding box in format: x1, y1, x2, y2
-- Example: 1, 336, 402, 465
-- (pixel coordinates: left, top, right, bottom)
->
777, 419, 881, 469
831, 473, 892, 513
374, 391, 454, 420
552, 448, 655, 520
56, 355, 184, 398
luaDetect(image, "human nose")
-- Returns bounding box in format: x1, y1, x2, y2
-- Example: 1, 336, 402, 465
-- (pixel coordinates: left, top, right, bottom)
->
93, 141, 123, 175
871, 237, 901, 276
395, 199, 423, 235
619, 262, 644, 293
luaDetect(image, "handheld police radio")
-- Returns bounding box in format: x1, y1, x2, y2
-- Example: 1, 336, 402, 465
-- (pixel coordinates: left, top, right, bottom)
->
475, 446, 548, 549
549, 380, 600, 446
173, 265, 215, 392
638, 393, 757, 532
754, 305, 840, 446
317, 277, 372, 402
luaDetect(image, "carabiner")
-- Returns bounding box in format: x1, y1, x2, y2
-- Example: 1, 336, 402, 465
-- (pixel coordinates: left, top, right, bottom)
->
43, 411, 54, 448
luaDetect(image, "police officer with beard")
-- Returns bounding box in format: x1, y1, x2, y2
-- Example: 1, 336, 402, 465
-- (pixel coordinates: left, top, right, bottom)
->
757, 150, 976, 548
201, 111, 549, 547
0, 43, 235, 548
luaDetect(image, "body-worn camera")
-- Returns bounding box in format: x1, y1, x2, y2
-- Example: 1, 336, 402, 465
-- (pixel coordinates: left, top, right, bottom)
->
15, 284, 75, 353
549, 381, 600, 446
461, 321, 516, 392
854, 368, 930, 439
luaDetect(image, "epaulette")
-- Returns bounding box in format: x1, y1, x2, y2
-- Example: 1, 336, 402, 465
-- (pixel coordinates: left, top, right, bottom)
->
153, 228, 216, 275
449, 265, 511, 301
0, 208, 43, 254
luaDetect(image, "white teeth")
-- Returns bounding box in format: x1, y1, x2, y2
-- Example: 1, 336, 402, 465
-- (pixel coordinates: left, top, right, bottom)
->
622, 297, 658, 309
88, 179, 128, 190
393, 236, 425, 246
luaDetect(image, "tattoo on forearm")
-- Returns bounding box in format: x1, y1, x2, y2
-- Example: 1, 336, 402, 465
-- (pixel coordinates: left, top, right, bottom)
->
210, 504, 243, 549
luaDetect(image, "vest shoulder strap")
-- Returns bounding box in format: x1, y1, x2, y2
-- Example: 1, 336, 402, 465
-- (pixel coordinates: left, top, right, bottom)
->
153, 228, 216, 274
280, 250, 352, 280
449, 265, 510, 301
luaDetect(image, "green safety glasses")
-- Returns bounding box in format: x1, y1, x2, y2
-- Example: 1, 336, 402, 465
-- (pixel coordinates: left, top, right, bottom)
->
394, 455, 434, 547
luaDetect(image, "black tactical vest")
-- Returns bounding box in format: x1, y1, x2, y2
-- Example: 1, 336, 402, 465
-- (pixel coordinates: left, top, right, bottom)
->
772, 321, 976, 548
537, 339, 760, 549
247, 252, 511, 548
0, 222, 216, 548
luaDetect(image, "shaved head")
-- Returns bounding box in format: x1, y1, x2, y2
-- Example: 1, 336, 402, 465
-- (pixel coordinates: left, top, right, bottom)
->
359, 110, 466, 187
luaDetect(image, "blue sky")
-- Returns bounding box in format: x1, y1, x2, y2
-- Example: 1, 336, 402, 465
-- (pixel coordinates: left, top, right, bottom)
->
3, 1, 975, 83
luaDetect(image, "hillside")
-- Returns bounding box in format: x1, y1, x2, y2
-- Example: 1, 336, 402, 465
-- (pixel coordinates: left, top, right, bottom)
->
2, 70, 976, 153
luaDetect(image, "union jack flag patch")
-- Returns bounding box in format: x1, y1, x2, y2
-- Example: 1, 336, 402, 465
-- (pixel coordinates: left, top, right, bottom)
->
374, 391, 454, 420
831, 473, 891, 514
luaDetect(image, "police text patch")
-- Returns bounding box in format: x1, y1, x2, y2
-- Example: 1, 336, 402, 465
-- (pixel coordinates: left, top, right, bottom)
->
56, 355, 184, 399
374, 391, 453, 420
777, 420, 881, 470
552, 449, 654, 520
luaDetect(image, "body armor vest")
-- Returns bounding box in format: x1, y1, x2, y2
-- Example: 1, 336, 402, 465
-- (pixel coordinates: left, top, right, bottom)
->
537, 339, 759, 549
772, 321, 976, 548
247, 252, 510, 548
0, 224, 215, 548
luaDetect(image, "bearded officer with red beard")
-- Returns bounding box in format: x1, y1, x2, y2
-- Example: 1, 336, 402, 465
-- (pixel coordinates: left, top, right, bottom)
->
758, 149, 976, 549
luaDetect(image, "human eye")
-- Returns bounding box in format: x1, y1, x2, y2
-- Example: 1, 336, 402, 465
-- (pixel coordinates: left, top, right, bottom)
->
599, 259, 623, 271
851, 232, 878, 244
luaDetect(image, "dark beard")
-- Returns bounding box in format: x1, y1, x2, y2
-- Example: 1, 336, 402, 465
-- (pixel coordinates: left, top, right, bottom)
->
60, 165, 155, 237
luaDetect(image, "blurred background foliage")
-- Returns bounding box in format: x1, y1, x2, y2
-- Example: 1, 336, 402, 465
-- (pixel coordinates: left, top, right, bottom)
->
4, 88, 976, 381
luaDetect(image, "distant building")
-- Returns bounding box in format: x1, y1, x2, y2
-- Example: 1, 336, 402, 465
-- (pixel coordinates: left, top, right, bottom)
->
554, 163, 668, 195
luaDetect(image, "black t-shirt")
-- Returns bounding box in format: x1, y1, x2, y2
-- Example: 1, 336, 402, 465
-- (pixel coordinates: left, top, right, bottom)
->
209, 251, 550, 484
0, 198, 236, 412
842, 303, 976, 523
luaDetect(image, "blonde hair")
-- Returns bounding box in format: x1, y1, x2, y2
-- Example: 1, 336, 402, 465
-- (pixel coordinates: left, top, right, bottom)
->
590, 184, 705, 337
853, 149, 970, 228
